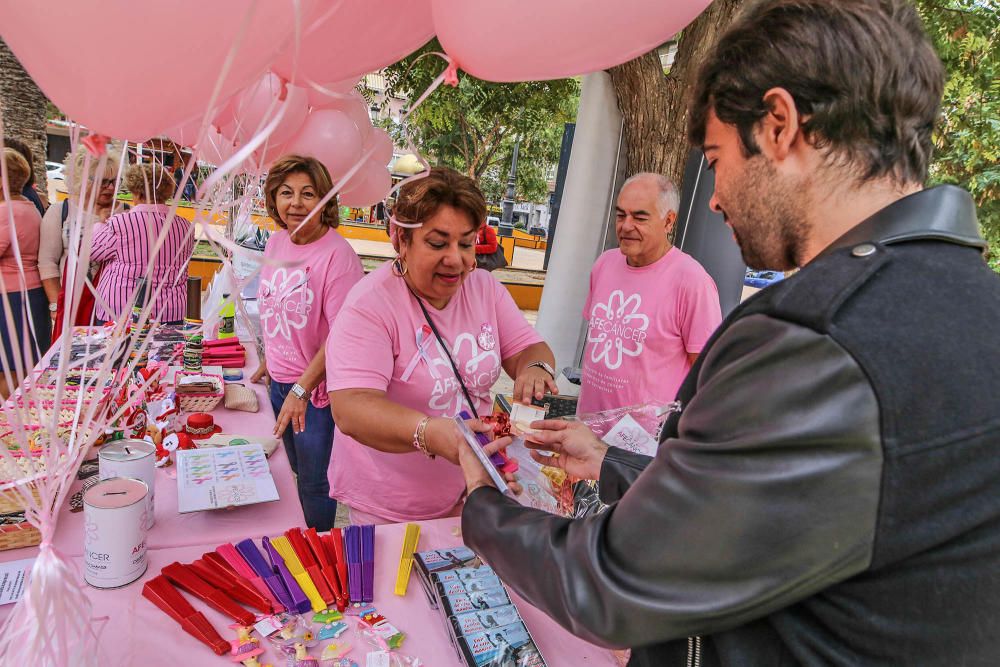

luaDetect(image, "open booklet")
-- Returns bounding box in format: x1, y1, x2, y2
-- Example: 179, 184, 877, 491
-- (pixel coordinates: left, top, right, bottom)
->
176, 443, 279, 512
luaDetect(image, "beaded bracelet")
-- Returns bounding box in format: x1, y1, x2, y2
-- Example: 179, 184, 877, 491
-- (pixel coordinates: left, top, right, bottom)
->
413, 416, 434, 458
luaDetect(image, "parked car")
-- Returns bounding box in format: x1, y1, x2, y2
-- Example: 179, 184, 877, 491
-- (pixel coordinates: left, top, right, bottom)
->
744, 269, 785, 289
45, 161, 65, 181
527, 225, 547, 238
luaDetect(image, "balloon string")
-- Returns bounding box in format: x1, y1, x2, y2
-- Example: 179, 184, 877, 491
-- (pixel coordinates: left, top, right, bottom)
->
386, 52, 461, 202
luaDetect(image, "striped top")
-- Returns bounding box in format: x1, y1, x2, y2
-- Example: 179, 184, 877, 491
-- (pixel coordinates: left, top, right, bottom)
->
91, 204, 195, 323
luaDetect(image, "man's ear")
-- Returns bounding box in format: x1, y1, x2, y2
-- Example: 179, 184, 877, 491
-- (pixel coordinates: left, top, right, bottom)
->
665, 210, 677, 232
756, 87, 802, 161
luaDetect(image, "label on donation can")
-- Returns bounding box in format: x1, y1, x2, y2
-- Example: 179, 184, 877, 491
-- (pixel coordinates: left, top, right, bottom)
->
83, 477, 149, 589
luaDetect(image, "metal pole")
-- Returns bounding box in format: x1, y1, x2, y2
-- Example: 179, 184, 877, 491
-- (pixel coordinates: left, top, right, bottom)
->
498, 141, 519, 237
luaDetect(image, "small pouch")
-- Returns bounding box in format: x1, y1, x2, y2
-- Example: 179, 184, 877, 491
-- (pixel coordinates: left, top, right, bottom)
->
224, 384, 259, 413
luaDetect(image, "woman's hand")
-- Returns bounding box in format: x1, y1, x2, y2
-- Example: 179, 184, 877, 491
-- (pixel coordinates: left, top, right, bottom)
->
458, 436, 522, 496
274, 391, 307, 436
251, 363, 270, 386
513, 365, 558, 404
522, 419, 609, 481
424, 417, 494, 465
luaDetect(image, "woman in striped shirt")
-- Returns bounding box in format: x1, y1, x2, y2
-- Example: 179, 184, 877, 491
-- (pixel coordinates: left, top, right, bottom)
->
91, 163, 194, 324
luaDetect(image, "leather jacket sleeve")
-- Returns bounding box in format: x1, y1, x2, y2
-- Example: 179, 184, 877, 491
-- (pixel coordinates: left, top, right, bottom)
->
462, 314, 883, 648
597, 447, 653, 504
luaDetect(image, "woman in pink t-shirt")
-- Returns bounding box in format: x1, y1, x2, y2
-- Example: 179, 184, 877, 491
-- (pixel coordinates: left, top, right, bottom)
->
251, 155, 363, 531
327, 167, 557, 524
0, 148, 49, 398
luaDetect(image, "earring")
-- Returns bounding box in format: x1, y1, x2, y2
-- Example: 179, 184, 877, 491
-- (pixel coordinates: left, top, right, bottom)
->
469, 264, 476, 272
391, 256, 408, 277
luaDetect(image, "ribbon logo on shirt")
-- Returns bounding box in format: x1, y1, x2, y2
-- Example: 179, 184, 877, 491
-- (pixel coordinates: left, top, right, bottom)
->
401, 325, 441, 382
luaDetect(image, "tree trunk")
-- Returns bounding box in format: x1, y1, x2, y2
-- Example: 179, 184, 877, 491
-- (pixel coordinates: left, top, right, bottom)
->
608, 0, 746, 190
0, 38, 50, 196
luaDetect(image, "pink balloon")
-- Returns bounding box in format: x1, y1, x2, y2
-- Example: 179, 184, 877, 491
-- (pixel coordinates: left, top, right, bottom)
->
365, 129, 395, 167
272, 0, 434, 85
339, 160, 392, 208
306, 76, 362, 110
432, 0, 712, 81
0, 1, 322, 140
320, 91, 374, 143
164, 116, 205, 148
196, 129, 238, 167
251, 140, 291, 172
283, 109, 364, 181
230, 72, 309, 146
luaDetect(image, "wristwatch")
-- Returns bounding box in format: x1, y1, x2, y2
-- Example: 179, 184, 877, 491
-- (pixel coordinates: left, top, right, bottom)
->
290, 383, 310, 401
48, 303, 57, 312
527, 361, 556, 379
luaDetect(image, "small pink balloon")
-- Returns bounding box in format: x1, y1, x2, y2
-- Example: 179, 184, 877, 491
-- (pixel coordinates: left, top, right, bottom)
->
320, 91, 374, 143
252, 140, 291, 171
365, 129, 395, 167
231, 72, 310, 146
339, 159, 392, 208
283, 109, 364, 181
307, 76, 362, 109
196, 128, 238, 167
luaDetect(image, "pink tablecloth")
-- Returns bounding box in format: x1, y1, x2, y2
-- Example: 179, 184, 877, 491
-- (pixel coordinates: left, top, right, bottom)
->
7, 518, 618, 666
1, 341, 304, 560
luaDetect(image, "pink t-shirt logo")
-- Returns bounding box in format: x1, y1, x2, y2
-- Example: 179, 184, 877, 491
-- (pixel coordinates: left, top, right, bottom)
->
260, 267, 314, 341
426, 329, 500, 413
586, 289, 650, 370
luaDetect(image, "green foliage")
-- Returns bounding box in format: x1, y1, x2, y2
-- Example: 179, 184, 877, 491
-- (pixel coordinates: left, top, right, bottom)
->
384, 40, 579, 203
916, 0, 1000, 270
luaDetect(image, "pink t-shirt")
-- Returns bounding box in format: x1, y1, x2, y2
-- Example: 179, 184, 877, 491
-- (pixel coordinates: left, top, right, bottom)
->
577, 246, 722, 415
259, 227, 362, 385
326, 264, 543, 522
0, 200, 42, 292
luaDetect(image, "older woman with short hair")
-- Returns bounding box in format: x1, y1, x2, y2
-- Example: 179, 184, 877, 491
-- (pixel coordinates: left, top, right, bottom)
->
40, 144, 124, 334
327, 167, 557, 524
90, 163, 194, 324
251, 154, 363, 531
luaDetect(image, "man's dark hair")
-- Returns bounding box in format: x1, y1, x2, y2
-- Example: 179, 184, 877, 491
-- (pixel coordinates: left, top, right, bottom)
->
688, 0, 945, 185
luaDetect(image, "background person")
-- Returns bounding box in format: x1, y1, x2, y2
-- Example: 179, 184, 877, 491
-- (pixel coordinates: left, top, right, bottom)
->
90, 163, 193, 324
578, 172, 721, 415
2, 137, 46, 215
250, 154, 363, 531
39, 144, 124, 337
327, 167, 556, 525
457, 1, 1000, 664
0, 148, 49, 397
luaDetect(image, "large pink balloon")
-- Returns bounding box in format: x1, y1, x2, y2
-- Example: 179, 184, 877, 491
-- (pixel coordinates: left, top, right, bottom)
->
432, 0, 712, 82
0, 0, 320, 139
339, 160, 392, 208
229, 73, 309, 146
283, 110, 364, 181
272, 0, 434, 85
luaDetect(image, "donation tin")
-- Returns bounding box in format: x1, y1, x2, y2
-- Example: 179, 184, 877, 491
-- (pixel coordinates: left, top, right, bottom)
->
83, 477, 149, 589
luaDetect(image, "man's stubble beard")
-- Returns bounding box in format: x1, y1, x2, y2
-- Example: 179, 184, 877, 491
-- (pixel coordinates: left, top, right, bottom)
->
730, 156, 811, 271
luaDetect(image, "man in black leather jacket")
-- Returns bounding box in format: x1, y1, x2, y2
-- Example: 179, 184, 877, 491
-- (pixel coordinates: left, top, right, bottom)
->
455, 1, 1000, 665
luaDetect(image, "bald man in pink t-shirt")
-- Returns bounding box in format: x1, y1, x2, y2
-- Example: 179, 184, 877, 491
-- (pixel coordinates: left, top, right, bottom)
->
577, 173, 722, 416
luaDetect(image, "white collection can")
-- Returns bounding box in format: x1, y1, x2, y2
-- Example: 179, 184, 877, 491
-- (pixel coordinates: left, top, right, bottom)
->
83, 477, 149, 589
98, 439, 156, 528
